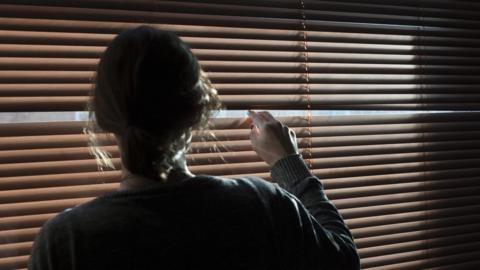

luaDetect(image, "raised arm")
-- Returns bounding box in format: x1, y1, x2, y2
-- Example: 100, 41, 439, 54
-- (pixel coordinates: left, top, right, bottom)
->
248, 110, 360, 269
270, 154, 360, 269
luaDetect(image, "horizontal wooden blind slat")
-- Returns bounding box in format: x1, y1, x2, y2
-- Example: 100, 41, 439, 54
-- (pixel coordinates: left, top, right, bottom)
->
347, 204, 480, 229
0, 213, 56, 231
358, 232, 480, 259
425, 259, 480, 270
362, 246, 480, 269
0, 255, 28, 270
0, 241, 31, 258
340, 195, 480, 220
352, 214, 480, 239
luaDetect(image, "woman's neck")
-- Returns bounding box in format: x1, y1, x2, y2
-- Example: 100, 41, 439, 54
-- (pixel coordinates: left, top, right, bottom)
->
118, 156, 194, 191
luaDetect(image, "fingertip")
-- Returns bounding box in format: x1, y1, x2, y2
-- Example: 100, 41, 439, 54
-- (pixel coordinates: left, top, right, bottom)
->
251, 125, 260, 135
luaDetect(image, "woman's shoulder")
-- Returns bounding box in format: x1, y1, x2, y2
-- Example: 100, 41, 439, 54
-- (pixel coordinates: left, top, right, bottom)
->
205, 174, 286, 202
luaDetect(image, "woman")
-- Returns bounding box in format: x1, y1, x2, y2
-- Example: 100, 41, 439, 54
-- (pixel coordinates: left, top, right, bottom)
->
28, 25, 360, 270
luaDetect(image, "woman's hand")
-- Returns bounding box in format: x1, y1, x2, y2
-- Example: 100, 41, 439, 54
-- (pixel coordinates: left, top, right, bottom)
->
248, 110, 299, 167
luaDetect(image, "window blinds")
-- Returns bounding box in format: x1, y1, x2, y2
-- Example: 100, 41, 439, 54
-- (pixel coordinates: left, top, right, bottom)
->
0, 0, 479, 269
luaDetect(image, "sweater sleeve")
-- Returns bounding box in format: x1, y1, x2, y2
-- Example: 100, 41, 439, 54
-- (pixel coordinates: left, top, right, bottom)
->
28, 218, 61, 270
28, 211, 73, 270
269, 154, 360, 270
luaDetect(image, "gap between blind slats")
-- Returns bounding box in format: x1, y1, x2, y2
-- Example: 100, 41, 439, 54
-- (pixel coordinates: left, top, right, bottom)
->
1, 112, 478, 134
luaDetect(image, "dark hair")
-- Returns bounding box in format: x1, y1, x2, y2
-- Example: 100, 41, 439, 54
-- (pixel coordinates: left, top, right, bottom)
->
84, 25, 221, 181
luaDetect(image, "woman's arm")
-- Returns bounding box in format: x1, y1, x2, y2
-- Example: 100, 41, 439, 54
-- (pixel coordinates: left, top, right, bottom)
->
248, 110, 360, 269
28, 217, 62, 270
270, 154, 360, 270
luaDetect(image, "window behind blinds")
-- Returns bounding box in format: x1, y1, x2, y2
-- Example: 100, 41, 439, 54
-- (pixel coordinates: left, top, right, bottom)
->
1, 1, 480, 269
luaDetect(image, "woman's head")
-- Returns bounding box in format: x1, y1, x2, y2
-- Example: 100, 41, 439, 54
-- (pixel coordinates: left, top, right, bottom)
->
85, 25, 221, 181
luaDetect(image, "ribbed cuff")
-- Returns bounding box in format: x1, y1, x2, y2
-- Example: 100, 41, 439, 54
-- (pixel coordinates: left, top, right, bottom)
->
270, 154, 314, 188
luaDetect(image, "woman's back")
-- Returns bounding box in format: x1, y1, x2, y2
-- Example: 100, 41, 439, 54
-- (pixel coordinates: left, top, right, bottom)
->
29, 176, 277, 269
29, 156, 359, 270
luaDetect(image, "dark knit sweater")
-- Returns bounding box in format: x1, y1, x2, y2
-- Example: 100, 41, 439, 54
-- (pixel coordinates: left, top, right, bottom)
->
28, 154, 360, 270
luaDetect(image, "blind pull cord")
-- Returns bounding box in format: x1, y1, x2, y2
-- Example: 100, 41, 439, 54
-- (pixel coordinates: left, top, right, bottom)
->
299, 0, 313, 170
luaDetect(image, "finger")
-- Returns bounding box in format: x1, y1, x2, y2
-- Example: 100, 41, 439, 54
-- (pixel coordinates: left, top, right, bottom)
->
251, 111, 270, 121
258, 111, 276, 122
249, 125, 260, 146
248, 110, 266, 128
251, 125, 260, 136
